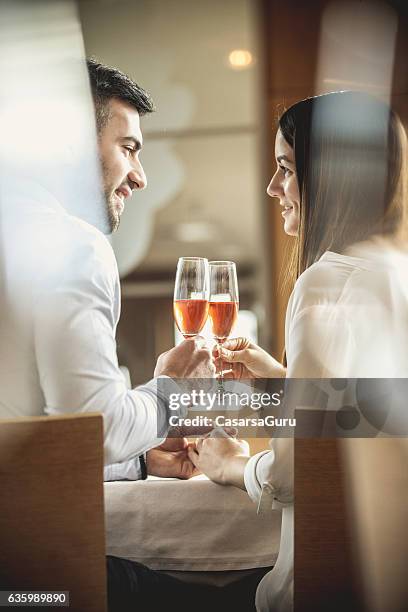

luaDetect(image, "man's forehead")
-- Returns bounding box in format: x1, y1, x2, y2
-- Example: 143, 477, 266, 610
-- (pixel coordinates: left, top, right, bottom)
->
107, 98, 142, 138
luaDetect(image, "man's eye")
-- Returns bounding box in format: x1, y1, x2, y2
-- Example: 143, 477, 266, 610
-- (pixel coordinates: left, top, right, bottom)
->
124, 146, 135, 155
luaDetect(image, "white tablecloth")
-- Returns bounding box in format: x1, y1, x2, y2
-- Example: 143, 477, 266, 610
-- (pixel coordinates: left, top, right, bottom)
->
105, 476, 280, 572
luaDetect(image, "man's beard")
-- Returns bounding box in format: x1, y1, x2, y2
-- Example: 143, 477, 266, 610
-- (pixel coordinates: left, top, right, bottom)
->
101, 159, 120, 233
105, 187, 120, 233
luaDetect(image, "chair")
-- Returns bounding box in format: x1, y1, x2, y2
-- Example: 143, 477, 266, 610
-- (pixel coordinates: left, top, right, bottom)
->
294, 439, 362, 612
0, 413, 106, 612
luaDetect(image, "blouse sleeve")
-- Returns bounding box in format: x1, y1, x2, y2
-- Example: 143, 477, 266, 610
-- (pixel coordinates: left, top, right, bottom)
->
244, 438, 293, 509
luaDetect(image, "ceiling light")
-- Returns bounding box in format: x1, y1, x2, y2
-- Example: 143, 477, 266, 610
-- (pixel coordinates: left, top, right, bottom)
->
228, 49, 253, 70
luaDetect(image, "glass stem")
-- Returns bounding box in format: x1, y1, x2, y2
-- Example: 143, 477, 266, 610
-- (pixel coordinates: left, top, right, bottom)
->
217, 341, 224, 393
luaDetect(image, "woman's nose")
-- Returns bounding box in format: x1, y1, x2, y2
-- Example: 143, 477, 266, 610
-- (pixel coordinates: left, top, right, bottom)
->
266, 173, 282, 198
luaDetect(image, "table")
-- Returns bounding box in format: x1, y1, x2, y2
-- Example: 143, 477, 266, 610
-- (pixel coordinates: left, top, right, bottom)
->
105, 475, 280, 581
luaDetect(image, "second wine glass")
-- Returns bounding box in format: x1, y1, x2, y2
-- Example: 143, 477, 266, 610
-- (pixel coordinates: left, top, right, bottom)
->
208, 261, 239, 387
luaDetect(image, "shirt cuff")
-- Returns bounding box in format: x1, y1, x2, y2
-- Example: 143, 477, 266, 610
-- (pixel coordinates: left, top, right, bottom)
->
104, 456, 142, 482
244, 448, 293, 512
244, 450, 270, 504
139, 453, 147, 480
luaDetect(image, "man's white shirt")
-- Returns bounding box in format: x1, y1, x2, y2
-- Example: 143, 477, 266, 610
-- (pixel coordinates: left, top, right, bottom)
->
0, 181, 170, 473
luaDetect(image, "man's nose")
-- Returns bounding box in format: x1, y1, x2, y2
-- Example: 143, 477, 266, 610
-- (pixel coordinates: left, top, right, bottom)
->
128, 161, 147, 191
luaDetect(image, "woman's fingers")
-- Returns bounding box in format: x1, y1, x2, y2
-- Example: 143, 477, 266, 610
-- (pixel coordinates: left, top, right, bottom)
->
187, 446, 199, 466
213, 337, 251, 357
195, 437, 204, 451
223, 337, 252, 351
218, 369, 235, 379
214, 360, 247, 379
214, 358, 234, 373
219, 346, 248, 363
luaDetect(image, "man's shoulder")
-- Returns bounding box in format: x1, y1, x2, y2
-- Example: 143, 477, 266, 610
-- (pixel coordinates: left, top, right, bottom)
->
68, 213, 115, 258
54, 214, 118, 284
18, 209, 119, 290
2, 186, 118, 290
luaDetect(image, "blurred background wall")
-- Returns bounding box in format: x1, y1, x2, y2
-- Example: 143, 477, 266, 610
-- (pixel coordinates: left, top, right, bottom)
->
79, 0, 408, 388
261, 0, 408, 358
79, 0, 269, 386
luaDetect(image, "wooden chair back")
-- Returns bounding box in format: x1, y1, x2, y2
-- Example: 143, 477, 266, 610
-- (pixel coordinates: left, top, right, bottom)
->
294, 439, 362, 611
0, 413, 106, 612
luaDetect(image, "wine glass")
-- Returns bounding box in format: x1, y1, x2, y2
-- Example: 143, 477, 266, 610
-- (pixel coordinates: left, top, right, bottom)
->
173, 257, 209, 339
208, 261, 239, 389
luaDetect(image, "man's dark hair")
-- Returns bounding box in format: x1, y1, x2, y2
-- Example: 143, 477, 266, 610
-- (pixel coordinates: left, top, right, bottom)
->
86, 58, 154, 131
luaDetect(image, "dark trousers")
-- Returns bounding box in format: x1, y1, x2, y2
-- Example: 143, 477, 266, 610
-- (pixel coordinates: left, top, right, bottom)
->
107, 555, 270, 612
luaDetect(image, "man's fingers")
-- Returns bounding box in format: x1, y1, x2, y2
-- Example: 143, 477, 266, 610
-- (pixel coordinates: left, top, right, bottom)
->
184, 425, 213, 437
158, 437, 188, 452
169, 425, 214, 438
223, 426, 238, 437
209, 426, 238, 438
168, 425, 235, 439
193, 335, 208, 350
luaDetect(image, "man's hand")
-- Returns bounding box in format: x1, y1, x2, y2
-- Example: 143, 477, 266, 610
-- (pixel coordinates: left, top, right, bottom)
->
214, 337, 286, 379
188, 436, 250, 489
146, 437, 200, 479
167, 424, 237, 438
154, 337, 216, 379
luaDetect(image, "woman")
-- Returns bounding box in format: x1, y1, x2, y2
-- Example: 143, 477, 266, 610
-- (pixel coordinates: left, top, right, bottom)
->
188, 91, 408, 611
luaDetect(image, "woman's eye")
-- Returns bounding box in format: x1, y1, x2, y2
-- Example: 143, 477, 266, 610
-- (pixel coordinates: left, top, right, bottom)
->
279, 165, 291, 177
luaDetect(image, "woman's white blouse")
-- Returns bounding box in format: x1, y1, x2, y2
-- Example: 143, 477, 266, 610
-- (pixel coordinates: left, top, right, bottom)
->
245, 240, 408, 611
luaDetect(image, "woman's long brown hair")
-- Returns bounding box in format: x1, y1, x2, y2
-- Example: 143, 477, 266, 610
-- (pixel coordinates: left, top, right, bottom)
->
278, 91, 407, 294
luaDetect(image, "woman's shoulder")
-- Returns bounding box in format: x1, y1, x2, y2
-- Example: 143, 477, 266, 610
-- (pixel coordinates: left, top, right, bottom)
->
291, 252, 359, 310
286, 250, 379, 327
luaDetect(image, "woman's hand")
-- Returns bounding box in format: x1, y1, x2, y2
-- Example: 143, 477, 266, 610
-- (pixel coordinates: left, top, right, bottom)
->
214, 337, 286, 379
188, 437, 250, 489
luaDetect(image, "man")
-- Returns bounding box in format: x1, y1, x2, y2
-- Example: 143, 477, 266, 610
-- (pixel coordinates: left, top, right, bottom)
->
0, 58, 215, 479
87, 57, 217, 478
84, 61, 267, 611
